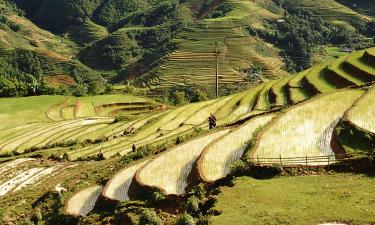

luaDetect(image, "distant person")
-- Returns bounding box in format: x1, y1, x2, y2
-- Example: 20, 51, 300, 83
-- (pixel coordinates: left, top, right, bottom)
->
98, 150, 104, 160
208, 113, 217, 129
132, 144, 137, 152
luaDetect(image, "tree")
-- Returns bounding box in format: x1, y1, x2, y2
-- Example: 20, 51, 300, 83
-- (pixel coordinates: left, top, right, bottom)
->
192, 89, 208, 102
170, 90, 189, 105
138, 209, 163, 225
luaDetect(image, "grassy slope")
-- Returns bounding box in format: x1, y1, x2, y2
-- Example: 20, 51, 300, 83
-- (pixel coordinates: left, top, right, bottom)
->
1, 46, 375, 223
347, 87, 375, 134
252, 90, 363, 161
150, 0, 286, 91
289, 0, 367, 30
0, 94, 149, 129
211, 175, 375, 225
0, 2, 76, 58
337, 0, 375, 18
0, 96, 67, 129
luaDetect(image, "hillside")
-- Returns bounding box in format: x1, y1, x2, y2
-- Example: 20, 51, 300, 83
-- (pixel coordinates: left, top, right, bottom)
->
0, 0, 374, 100
0, 47, 375, 224
0, 0, 111, 98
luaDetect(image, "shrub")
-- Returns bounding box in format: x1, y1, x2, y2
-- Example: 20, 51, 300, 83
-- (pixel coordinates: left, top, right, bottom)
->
175, 213, 195, 225
175, 136, 185, 145
192, 89, 208, 102
186, 196, 200, 215
138, 209, 163, 225
150, 191, 166, 203
189, 184, 206, 200
170, 90, 189, 105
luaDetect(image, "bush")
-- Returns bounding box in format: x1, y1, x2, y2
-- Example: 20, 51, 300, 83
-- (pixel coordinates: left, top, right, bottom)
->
186, 196, 200, 215
175, 136, 185, 145
138, 209, 163, 225
171, 90, 189, 105
252, 0, 372, 72
0, 49, 107, 97
94, 0, 148, 26
189, 184, 206, 200
175, 213, 195, 225
191, 89, 208, 102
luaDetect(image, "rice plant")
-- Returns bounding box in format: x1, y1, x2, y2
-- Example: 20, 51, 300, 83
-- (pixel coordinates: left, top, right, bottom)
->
136, 130, 229, 195
198, 115, 275, 182
64, 185, 103, 217
347, 88, 375, 133
251, 90, 363, 165
103, 160, 149, 201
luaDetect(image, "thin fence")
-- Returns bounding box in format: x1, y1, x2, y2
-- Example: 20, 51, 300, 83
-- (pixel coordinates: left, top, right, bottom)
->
249, 153, 366, 167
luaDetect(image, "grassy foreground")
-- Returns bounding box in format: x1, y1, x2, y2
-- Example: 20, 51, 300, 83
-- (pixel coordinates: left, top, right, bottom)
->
211, 174, 375, 225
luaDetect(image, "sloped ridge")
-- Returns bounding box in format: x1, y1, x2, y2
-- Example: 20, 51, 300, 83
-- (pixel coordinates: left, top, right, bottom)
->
345, 87, 375, 134
324, 58, 365, 88
250, 90, 364, 165
135, 130, 229, 195
196, 114, 275, 183
102, 160, 149, 201
64, 185, 103, 217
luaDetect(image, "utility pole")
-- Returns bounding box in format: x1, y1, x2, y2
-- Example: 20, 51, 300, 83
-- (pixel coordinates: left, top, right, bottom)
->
215, 41, 219, 99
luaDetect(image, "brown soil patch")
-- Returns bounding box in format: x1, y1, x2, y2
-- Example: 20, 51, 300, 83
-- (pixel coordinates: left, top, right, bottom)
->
36, 50, 71, 61
45, 75, 76, 86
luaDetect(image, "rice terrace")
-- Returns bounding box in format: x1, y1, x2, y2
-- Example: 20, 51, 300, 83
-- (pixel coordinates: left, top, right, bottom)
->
0, 0, 374, 224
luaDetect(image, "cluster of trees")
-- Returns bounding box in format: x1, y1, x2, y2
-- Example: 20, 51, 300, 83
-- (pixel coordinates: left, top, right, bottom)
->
81, 1, 193, 71
0, 50, 111, 97
248, 0, 374, 72
201, 0, 233, 19
10, 0, 183, 33
11, 0, 103, 33
163, 87, 209, 106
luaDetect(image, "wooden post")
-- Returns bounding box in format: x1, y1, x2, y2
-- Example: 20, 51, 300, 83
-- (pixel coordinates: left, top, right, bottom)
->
215, 42, 219, 99
306, 155, 308, 166
279, 155, 282, 167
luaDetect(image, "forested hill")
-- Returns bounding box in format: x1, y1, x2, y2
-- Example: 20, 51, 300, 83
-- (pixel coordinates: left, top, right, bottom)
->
0, 0, 374, 100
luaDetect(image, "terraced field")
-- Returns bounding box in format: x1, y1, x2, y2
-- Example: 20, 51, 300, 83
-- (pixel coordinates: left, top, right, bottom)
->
149, 0, 286, 92
0, 158, 77, 197
0, 94, 161, 157
1, 47, 375, 223
251, 90, 363, 165
290, 0, 367, 29
345, 87, 375, 134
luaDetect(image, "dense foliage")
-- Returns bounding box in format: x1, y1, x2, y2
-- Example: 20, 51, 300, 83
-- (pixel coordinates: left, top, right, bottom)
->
247, 0, 375, 72
10, 0, 181, 33
81, 1, 192, 71
12, 0, 103, 33
95, 0, 148, 26
0, 50, 110, 97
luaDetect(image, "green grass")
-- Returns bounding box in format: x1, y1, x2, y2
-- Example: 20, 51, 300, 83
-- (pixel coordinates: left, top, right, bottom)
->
254, 80, 277, 110
289, 0, 364, 30
0, 95, 150, 130
289, 87, 311, 104
211, 174, 375, 225
270, 76, 293, 106
345, 50, 375, 76
304, 64, 337, 93
218, 85, 263, 125
0, 96, 67, 129
326, 56, 366, 86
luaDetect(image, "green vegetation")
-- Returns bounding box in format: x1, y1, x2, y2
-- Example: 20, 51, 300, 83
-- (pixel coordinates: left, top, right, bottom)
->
211, 175, 375, 225
250, 0, 374, 72
1, 0, 374, 97
1, 2, 375, 224
0, 50, 110, 97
